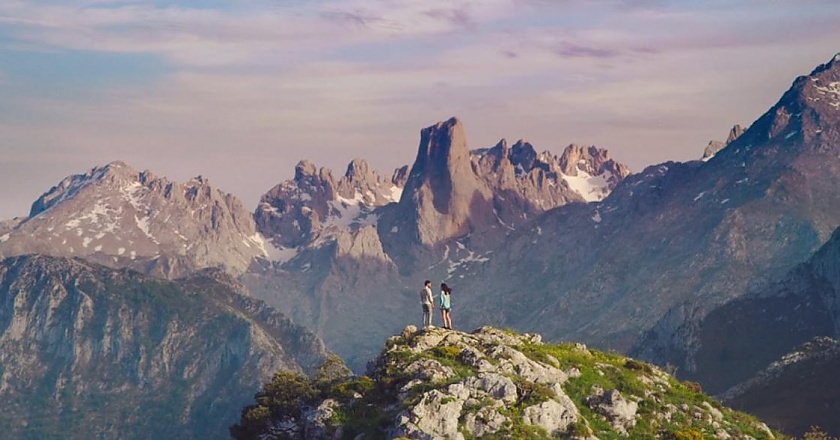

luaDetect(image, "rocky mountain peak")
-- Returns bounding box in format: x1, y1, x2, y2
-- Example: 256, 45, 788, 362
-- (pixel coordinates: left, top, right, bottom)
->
701, 124, 745, 161
510, 140, 539, 174
391, 165, 410, 189
727, 124, 745, 144
345, 158, 371, 181
559, 144, 607, 176
2, 161, 267, 278
410, 116, 471, 181
729, 53, 840, 151
29, 161, 142, 218
294, 160, 319, 179
388, 117, 494, 246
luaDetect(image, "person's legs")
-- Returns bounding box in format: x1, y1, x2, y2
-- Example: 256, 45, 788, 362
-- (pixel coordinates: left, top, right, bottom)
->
445, 310, 452, 329
423, 304, 432, 327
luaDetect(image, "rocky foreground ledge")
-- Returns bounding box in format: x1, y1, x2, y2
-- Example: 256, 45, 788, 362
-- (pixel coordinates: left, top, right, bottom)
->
232, 326, 779, 439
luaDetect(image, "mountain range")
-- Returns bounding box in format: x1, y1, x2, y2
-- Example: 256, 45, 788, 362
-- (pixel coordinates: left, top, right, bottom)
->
1, 53, 840, 437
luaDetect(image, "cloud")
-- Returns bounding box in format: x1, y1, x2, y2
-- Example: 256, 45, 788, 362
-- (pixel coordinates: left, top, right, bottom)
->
554, 43, 621, 59
423, 7, 474, 28
320, 10, 384, 28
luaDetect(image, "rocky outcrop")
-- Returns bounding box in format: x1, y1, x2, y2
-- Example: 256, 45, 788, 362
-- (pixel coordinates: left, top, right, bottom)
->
0, 255, 331, 440
586, 387, 638, 435
702, 124, 744, 161
385, 117, 495, 246
233, 326, 779, 439
0, 161, 266, 278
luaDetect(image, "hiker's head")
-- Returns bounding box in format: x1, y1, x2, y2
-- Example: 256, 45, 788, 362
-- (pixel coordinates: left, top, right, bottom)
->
441, 283, 450, 293
424, 280, 431, 287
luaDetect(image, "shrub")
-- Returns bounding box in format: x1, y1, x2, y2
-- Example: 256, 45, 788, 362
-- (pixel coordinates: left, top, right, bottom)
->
330, 376, 375, 400
431, 345, 461, 360
257, 371, 318, 417
570, 418, 594, 437
672, 429, 704, 440
624, 359, 654, 374
682, 381, 703, 394
315, 354, 352, 389
804, 426, 838, 440
516, 380, 556, 406
230, 371, 320, 439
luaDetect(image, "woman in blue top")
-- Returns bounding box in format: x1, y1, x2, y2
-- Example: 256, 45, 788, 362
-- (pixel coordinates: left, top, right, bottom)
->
439, 283, 453, 330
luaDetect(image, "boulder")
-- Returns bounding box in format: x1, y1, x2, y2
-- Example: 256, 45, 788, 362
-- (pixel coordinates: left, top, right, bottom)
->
522, 398, 578, 436
587, 388, 638, 435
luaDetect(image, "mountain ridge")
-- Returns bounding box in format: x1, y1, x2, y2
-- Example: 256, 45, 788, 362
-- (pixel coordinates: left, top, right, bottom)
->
0, 254, 332, 440
0, 161, 270, 278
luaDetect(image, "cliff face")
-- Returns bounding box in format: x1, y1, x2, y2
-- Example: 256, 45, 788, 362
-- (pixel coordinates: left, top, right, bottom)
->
0, 255, 330, 440
232, 326, 778, 440
389, 117, 495, 246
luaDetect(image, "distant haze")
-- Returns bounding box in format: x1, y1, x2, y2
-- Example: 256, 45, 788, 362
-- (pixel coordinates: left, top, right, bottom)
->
1, 0, 840, 219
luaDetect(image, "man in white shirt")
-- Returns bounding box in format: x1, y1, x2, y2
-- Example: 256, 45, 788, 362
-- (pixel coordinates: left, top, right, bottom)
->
420, 280, 434, 327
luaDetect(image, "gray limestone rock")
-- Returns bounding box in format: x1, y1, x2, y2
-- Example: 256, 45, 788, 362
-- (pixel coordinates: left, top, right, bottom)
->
303, 399, 342, 440
522, 398, 579, 436
587, 388, 638, 435
463, 406, 508, 437
391, 389, 465, 440
405, 358, 456, 383
463, 372, 518, 403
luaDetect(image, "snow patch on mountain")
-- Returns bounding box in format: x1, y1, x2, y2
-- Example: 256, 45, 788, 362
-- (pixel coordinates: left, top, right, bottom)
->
388, 185, 403, 203
564, 170, 613, 202
327, 192, 367, 229
134, 215, 158, 244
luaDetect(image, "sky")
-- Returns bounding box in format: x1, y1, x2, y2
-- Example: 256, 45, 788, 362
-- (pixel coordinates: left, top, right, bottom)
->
1, 0, 840, 219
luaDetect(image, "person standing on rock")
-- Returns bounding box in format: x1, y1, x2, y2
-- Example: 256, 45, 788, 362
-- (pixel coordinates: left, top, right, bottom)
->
440, 283, 453, 330
420, 280, 434, 328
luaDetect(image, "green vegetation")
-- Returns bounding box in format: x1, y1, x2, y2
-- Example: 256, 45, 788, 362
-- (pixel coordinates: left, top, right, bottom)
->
513, 378, 555, 406
431, 344, 462, 360
518, 341, 780, 440
230, 371, 319, 439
